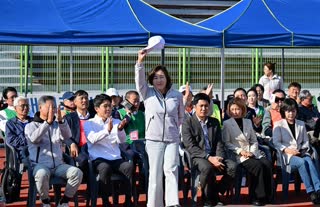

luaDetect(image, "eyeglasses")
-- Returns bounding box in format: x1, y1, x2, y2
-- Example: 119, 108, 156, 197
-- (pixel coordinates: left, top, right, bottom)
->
17, 104, 29, 109
275, 97, 285, 103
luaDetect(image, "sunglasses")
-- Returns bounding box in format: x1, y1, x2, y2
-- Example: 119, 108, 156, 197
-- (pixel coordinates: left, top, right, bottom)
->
275, 97, 285, 103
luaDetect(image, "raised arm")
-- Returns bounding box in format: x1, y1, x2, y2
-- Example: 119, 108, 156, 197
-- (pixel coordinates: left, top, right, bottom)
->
135, 50, 149, 100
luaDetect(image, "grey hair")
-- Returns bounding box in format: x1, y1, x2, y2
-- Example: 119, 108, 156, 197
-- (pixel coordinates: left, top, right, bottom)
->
38, 95, 55, 107
13, 96, 28, 107
299, 90, 312, 101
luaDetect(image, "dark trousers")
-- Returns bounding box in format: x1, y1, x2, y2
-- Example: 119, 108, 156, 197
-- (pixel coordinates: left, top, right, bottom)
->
242, 157, 273, 201
193, 157, 236, 204
93, 158, 134, 202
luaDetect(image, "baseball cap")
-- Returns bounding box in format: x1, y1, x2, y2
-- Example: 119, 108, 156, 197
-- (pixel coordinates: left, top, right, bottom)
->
106, 88, 119, 97
143, 36, 165, 54
62, 91, 75, 101
179, 85, 193, 94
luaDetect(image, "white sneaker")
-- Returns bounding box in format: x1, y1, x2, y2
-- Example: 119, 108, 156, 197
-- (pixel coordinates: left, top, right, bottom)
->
57, 203, 69, 207
42, 204, 51, 207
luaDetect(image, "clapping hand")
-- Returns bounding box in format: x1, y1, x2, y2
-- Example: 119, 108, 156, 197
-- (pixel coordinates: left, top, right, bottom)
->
107, 117, 113, 133
118, 119, 127, 131
252, 115, 262, 126
46, 104, 55, 124
57, 104, 63, 123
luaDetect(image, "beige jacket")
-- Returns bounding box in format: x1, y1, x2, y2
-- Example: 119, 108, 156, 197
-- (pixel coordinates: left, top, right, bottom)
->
273, 119, 310, 164
223, 118, 263, 163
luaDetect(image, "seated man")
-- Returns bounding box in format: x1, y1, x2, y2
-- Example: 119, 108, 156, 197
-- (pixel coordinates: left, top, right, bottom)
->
200, 84, 222, 125
5, 96, 33, 164
297, 90, 320, 132
25, 95, 83, 207
297, 90, 320, 151
262, 89, 286, 137
64, 90, 93, 178
114, 90, 145, 158
84, 94, 133, 207
106, 88, 123, 118
182, 93, 236, 206
287, 81, 302, 103
60, 91, 76, 117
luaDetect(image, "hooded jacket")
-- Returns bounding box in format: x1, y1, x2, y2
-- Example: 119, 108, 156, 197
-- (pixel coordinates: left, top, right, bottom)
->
135, 63, 184, 143
25, 112, 72, 168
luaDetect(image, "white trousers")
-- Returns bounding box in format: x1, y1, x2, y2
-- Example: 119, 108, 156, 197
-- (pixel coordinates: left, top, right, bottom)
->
146, 140, 180, 207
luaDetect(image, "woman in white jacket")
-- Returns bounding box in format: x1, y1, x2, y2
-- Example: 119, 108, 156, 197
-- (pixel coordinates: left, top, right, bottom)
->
223, 97, 273, 206
273, 98, 320, 204
135, 50, 184, 207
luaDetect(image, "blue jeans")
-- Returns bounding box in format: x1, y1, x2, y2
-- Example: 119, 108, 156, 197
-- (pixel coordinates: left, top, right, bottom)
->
289, 155, 320, 193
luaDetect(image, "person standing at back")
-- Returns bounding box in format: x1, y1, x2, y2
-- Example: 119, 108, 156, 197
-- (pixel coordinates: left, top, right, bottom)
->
259, 62, 283, 102
135, 49, 184, 207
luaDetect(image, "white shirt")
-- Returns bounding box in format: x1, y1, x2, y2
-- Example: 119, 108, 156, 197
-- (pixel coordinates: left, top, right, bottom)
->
259, 74, 283, 101
84, 115, 126, 161
76, 110, 90, 120
0, 105, 15, 132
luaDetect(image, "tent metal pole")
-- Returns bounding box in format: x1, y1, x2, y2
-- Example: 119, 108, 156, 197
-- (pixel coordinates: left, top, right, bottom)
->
282, 48, 285, 83
70, 46, 73, 92
161, 49, 165, 66
101, 48, 105, 92
106, 47, 109, 90
178, 48, 181, 87
251, 49, 254, 86
20, 46, 23, 95
255, 48, 259, 84
182, 48, 186, 84
187, 48, 191, 82
24, 46, 29, 97
220, 48, 225, 110
29, 46, 33, 94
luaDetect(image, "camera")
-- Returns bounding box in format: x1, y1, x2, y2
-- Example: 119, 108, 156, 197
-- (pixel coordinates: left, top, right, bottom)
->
0, 98, 8, 111
121, 99, 135, 111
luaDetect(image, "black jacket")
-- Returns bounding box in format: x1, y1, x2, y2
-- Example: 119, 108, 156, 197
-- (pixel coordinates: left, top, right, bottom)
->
182, 114, 225, 160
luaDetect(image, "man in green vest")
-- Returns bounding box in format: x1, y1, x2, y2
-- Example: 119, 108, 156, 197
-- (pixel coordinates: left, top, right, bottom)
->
115, 90, 145, 157
114, 90, 147, 191
0, 87, 18, 133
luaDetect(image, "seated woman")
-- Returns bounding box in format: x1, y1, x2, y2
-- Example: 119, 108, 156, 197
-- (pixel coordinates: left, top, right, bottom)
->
273, 98, 320, 204
247, 88, 274, 162
223, 97, 273, 206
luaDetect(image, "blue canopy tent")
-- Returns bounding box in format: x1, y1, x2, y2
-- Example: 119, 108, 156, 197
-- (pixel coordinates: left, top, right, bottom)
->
198, 0, 320, 47
198, 0, 293, 47
0, 0, 222, 95
265, 0, 320, 46
197, 0, 320, 105
0, 0, 221, 47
